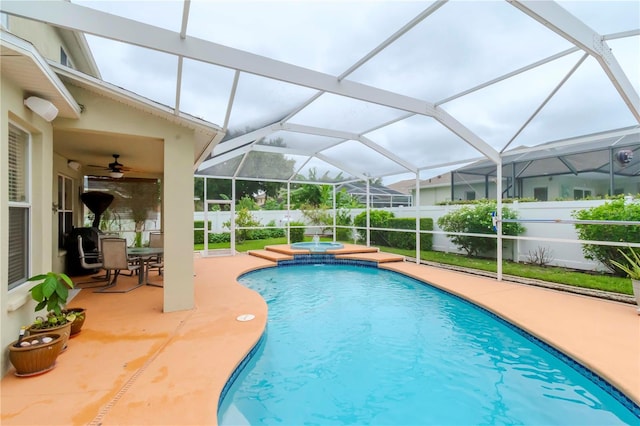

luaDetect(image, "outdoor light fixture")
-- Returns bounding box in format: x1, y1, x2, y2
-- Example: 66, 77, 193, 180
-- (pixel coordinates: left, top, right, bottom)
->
615, 149, 634, 166
24, 96, 58, 122
67, 160, 81, 171
109, 171, 124, 179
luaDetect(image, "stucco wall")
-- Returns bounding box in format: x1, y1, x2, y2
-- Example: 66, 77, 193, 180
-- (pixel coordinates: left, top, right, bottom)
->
56, 85, 196, 313
1, 76, 55, 376
5, 15, 66, 64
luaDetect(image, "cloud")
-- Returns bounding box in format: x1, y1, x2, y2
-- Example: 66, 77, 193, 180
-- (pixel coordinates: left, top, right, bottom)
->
73, 0, 639, 184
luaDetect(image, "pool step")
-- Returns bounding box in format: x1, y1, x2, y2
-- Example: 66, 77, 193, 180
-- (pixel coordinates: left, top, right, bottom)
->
248, 244, 404, 264
247, 249, 293, 262
336, 252, 405, 263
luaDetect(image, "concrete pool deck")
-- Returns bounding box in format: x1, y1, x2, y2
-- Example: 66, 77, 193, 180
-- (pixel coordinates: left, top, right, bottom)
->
1, 250, 639, 424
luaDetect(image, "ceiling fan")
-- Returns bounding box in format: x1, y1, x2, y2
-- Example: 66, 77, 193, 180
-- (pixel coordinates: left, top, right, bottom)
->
88, 154, 131, 178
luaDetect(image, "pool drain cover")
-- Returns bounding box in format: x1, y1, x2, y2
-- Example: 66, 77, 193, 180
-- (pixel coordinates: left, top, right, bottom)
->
236, 314, 255, 322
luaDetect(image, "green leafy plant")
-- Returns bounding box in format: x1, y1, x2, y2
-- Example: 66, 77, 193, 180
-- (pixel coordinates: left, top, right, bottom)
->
289, 221, 305, 243
353, 210, 395, 245
223, 208, 261, 243
27, 272, 76, 329
610, 248, 640, 280
573, 198, 640, 275
437, 202, 524, 257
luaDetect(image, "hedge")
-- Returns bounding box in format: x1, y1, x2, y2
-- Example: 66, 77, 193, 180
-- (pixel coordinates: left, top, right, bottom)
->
194, 221, 212, 244
353, 211, 433, 250
386, 218, 433, 251
289, 221, 305, 243
195, 221, 285, 244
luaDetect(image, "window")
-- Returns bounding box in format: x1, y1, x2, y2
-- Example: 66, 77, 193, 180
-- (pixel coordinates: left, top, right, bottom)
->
58, 175, 74, 248
8, 123, 30, 290
1, 12, 9, 29
465, 191, 475, 201
574, 188, 592, 200
533, 187, 548, 201
60, 47, 74, 69
60, 47, 68, 66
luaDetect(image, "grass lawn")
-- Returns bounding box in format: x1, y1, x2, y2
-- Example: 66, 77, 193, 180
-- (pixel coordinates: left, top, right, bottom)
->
194, 238, 632, 295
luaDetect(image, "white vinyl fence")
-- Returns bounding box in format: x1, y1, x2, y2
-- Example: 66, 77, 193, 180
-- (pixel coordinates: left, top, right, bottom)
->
195, 200, 631, 272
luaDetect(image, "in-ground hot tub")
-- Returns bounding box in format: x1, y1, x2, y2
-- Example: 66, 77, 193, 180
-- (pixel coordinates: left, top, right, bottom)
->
290, 242, 344, 252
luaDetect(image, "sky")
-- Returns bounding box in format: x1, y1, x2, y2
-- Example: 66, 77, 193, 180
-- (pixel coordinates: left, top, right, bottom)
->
73, 0, 640, 184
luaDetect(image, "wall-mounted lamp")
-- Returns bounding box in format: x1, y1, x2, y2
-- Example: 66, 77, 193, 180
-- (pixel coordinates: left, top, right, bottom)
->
24, 96, 59, 122
67, 160, 81, 171
109, 171, 124, 179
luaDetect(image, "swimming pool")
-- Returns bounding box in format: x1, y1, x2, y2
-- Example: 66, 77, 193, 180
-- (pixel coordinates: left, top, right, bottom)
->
219, 264, 639, 425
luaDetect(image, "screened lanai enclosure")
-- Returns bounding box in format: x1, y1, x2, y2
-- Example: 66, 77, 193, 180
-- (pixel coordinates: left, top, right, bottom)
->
4, 0, 639, 277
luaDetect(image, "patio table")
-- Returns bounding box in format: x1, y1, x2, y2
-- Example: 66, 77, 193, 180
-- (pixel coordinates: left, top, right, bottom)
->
128, 247, 164, 287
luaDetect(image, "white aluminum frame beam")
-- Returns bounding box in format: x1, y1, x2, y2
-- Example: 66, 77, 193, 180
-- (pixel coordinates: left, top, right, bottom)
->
2, 0, 500, 164
508, 0, 640, 122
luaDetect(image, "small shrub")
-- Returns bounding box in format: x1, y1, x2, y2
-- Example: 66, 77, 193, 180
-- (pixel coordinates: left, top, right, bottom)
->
209, 232, 230, 244
335, 209, 353, 241
573, 198, 640, 275
223, 208, 261, 243
289, 221, 305, 243
437, 202, 525, 256
194, 220, 212, 244
354, 210, 395, 245
386, 218, 433, 251
527, 246, 554, 266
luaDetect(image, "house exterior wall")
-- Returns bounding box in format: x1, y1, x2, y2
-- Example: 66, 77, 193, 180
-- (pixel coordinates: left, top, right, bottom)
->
6, 16, 69, 66
1, 73, 199, 377
56, 85, 197, 313
420, 174, 639, 204
1, 75, 55, 376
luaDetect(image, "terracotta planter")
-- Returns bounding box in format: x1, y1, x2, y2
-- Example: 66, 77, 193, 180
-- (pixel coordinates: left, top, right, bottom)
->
28, 321, 72, 351
8, 333, 64, 376
633, 279, 640, 314
64, 308, 87, 336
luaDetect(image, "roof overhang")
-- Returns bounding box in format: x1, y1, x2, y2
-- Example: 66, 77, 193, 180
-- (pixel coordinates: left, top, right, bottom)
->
51, 63, 224, 169
0, 29, 81, 119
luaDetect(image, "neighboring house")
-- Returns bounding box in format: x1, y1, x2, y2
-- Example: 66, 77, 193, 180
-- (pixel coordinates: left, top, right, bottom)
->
1, 15, 221, 376
386, 179, 417, 196
337, 181, 412, 207
414, 127, 640, 204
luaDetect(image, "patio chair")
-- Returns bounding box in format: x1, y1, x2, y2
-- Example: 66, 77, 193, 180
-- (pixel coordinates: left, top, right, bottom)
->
148, 232, 163, 269
75, 235, 110, 288
95, 238, 143, 293
147, 232, 164, 286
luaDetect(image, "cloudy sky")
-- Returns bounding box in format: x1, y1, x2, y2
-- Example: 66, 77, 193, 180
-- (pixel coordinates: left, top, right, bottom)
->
74, 0, 639, 184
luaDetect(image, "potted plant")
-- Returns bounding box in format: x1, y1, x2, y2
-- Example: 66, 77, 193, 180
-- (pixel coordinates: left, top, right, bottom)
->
610, 248, 640, 314
62, 307, 87, 336
25, 272, 77, 349
7, 327, 65, 376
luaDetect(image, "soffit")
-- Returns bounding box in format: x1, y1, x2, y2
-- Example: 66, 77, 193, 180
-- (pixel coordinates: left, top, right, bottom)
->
0, 32, 80, 119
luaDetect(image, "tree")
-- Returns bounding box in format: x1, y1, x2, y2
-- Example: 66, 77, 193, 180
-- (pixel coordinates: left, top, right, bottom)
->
196, 138, 294, 204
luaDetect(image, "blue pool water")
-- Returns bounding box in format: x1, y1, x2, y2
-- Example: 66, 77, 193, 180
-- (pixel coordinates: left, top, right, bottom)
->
218, 264, 639, 425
